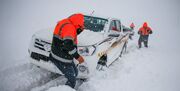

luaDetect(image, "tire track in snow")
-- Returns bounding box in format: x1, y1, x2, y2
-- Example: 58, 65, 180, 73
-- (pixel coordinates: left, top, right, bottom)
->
0, 63, 60, 91
31, 76, 67, 91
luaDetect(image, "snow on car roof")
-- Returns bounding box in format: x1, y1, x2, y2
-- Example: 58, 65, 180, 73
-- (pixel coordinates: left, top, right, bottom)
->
84, 12, 121, 21
85, 14, 110, 20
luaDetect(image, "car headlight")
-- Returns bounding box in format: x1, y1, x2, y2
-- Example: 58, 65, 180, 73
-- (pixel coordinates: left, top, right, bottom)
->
78, 45, 96, 56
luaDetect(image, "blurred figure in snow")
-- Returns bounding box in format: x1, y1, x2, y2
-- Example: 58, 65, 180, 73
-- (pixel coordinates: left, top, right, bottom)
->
130, 22, 135, 30
138, 22, 152, 48
129, 22, 135, 40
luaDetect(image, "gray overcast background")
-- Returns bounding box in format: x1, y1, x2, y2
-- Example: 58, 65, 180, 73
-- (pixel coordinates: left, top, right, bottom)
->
0, 0, 179, 68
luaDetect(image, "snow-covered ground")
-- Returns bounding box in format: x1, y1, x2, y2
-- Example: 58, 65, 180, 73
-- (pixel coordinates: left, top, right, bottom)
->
77, 36, 180, 91
45, 34, 180, 91
0, 0, 180, 91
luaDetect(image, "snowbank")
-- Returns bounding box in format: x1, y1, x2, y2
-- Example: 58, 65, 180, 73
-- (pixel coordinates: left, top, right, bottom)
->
47, 85, 75, 91
78, 39, 180, 91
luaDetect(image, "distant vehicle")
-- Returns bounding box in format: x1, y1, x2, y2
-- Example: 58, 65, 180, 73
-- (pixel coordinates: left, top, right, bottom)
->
28, 15, 134, 79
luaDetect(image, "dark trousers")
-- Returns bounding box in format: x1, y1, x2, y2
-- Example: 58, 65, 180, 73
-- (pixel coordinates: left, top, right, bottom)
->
50, 54, 78, 88
138, 35, 149, 48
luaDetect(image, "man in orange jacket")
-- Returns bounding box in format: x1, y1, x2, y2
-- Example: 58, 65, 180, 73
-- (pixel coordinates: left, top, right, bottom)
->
49, 13, 87, 88
138, 22, 152, 48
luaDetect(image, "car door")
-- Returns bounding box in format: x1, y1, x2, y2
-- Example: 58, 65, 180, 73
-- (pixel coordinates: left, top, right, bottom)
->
105, 20, 121, 65
115, 20, 121, 32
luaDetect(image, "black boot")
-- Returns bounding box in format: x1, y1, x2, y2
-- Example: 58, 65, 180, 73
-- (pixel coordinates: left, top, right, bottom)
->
144, 40, 148, 48
138, 40, 141, 48
145, 45, 148, 48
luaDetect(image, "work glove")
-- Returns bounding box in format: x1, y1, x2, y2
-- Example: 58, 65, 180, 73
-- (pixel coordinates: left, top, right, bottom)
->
149, 30, 152, 34
77, 55, 84, 64
138, 31, 142, 35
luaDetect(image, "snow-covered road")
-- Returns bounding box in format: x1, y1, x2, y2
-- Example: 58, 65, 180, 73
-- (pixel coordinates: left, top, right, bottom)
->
0, 62, 60, 91
1, 34, 179, 91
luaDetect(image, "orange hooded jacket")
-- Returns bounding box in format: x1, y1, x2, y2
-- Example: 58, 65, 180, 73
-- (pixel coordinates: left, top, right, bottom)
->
138, 22, 152, 35
50, 13, 84, 63
53, 13, 84, 44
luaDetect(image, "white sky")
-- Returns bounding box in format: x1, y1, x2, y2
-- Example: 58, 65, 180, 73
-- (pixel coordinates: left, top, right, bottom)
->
0, 0, 179, 66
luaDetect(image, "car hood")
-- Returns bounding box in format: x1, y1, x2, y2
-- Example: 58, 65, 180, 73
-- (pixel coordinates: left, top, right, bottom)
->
77, 30, 105, 46
34, 28, 54, 43
34, 28, 105, 46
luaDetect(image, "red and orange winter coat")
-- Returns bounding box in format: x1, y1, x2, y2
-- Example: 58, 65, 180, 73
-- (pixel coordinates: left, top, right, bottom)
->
50, 14, 84, 63
138, 22, 152, 35
53, 19, 78, 44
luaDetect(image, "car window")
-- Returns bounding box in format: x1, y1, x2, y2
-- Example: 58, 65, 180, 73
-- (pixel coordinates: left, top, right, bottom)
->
115, 20, 121, 32
109, 20, 121, 32
84, 15, 108, 32
109, 20, 116, 31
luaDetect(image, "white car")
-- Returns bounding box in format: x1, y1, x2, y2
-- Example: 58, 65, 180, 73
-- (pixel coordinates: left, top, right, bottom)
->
28, 15, 133, 79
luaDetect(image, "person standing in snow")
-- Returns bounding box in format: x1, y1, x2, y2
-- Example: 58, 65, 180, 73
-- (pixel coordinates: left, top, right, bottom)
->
130, 22, 135, 30
129, 22, 135, 40
138, 22, 152, 48
49, 13, 88, 88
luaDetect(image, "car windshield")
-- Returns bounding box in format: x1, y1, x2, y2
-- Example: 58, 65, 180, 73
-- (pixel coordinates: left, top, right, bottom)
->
84, 15, 108, 32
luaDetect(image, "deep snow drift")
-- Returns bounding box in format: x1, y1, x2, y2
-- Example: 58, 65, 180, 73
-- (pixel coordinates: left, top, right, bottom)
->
77, 36, 180, 91
45, 35, 180, 91
0, 0, 180, 91
48, 85, 75, 91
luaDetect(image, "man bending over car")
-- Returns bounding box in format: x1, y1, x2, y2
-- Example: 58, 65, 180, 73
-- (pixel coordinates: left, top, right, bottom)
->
49, 13, 88, 88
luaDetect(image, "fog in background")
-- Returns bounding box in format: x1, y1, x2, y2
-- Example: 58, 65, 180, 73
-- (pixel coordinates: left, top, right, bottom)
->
0, 0, 179, 68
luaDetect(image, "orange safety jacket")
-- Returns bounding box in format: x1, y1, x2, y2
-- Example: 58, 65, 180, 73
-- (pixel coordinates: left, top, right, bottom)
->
50, 14, 84, 63
138, 27, 152, 35
53, 19, 77, 44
